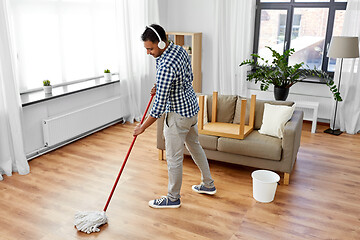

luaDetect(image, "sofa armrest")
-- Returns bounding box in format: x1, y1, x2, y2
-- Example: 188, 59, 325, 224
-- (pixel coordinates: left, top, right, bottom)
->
157, 114, 166, 150
281, 110, 304, 173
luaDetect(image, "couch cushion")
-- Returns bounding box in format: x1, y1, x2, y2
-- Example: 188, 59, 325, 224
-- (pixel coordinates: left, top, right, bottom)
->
233, 97, 294, 129
198, 134, 218, 151
217, 130, 282, 161
207, 95, 237, 123
233, 97, 250, 125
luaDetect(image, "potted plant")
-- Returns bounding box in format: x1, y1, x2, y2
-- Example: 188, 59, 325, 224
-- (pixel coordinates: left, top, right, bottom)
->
43, 80, 52, 94
104, 69, 111, 82
239, 46, 342, 101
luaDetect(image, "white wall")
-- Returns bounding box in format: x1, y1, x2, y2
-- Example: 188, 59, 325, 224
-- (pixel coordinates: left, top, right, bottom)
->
156, 0, 334, 122
143, 0, 216, 110
157, 0, 216, 95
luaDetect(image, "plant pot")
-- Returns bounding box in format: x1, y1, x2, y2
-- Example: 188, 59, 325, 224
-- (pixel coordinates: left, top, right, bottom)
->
104, 73, 112, 82
274, 86, 289, 101
43, 86, 52, 94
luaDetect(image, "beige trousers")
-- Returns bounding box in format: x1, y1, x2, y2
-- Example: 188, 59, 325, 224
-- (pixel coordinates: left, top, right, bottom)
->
164, 112, 215, 201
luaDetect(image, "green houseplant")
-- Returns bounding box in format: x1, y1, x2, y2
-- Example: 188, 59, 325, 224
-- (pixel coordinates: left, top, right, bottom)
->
104, 69, 111, 82
42, 80, 52, 94
239, 46, 342, 101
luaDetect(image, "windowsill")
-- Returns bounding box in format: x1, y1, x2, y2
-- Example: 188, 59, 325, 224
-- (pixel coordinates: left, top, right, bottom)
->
246, 69, 333, 85
21, 78, 120, 107
300, 75, 330, 84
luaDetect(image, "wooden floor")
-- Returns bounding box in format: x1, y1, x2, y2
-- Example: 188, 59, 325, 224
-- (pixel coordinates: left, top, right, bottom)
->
1, 122, 360, 240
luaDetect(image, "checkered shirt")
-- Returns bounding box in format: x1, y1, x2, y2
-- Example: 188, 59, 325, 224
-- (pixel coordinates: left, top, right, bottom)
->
149, 42, 199, 119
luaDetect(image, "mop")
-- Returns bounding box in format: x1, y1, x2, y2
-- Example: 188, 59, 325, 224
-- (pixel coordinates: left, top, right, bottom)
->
74, 94, 155, 234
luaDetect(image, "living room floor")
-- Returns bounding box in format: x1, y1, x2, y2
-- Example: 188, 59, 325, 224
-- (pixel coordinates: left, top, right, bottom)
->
0, 122, 359, 240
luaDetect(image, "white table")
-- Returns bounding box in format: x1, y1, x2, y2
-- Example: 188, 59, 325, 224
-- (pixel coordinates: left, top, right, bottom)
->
295, 101, 319, 133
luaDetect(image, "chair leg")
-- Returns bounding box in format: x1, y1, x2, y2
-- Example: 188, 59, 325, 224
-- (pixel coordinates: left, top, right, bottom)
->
284, 173, 290, 185
158, 149, 164, 160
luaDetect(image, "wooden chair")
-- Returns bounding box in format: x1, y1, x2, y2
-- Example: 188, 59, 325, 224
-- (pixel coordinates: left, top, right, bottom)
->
198, 92, 256, 140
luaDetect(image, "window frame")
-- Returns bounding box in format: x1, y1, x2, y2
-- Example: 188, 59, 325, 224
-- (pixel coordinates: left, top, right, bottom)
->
253, 0, 347, 79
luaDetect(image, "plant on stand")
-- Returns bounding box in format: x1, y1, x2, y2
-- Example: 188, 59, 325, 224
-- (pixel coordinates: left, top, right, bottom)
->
104, 69, 111, 82
43, 80, 52, 94
239, 46, 342, 101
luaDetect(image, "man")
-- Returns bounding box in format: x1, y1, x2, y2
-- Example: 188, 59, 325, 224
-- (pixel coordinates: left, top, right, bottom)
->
133, 24, 216, 209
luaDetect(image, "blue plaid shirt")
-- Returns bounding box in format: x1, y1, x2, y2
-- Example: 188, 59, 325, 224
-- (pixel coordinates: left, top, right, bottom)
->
149, 42, 199, 119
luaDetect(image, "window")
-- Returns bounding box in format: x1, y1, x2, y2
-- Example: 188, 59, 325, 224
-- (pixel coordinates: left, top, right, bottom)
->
10, 0, 120, 92
253, 0, 347, 75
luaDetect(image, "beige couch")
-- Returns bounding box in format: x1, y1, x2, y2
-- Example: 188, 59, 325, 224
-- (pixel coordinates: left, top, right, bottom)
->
157, 94, 303, 184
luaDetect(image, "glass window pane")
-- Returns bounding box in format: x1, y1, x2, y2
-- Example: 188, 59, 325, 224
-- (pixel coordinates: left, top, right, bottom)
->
288, 8, 329, 69
258, 10, 287, 63
260, 0, 290, 2
261, 0, 290, 2
295, 0, 329, 2
335, 0, 347, 2
328, 10, 346, 71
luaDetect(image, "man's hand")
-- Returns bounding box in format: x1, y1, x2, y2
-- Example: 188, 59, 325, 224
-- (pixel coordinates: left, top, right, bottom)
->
151, 84, 156, 96
133, 123, 145, 136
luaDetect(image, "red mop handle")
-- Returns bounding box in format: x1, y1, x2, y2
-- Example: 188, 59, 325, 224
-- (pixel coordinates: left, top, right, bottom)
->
103, 94, 155, 212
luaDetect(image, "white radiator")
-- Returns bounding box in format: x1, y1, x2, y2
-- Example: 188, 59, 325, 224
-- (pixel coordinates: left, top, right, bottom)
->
42, 97, 122, 147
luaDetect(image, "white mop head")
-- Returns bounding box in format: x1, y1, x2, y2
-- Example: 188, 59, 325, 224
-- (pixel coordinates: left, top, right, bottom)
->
74, 211, 108, 234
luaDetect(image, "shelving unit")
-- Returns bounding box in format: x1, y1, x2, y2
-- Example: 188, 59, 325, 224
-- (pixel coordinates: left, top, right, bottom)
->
166, 32, 202, 92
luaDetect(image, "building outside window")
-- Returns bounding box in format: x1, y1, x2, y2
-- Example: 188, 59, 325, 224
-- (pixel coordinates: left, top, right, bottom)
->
254, 0, 347, 75
278, 14, 301, 43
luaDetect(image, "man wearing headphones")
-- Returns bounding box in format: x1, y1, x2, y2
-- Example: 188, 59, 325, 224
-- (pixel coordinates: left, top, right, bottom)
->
133, 24, 216, 208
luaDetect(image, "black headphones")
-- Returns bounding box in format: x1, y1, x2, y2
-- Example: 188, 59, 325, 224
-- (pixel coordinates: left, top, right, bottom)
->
147, 26, 166, 50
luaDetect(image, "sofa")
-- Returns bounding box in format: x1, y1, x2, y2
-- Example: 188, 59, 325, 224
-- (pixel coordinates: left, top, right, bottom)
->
157, 94, 304, 185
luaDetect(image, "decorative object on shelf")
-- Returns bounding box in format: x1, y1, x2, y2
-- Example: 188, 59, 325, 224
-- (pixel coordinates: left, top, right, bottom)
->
239, 46, 342, 102
43, 80, 52, 94
104, 69, 111, 82
324, 36, 359, 136
182, 45, 192, 54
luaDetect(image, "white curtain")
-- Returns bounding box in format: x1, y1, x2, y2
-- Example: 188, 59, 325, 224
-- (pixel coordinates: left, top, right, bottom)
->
213, 0, 256, 96
0, 0, 30, 181
334, 0, 360, 134
116, 0, 159, 122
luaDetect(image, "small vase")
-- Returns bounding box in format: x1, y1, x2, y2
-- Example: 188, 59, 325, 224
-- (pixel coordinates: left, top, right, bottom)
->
274, 86, 289, 101
43, 86, 52, 94
104, 73, 112, 82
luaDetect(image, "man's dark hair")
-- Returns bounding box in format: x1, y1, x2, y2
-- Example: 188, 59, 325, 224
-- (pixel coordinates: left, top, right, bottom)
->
141, 24, 167, 43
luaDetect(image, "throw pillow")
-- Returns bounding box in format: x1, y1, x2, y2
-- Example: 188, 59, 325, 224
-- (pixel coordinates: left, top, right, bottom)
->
258, 103, 295, 138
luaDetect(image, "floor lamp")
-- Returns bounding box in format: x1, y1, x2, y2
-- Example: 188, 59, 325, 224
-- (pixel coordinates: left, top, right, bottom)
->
324, 36, 359, 135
